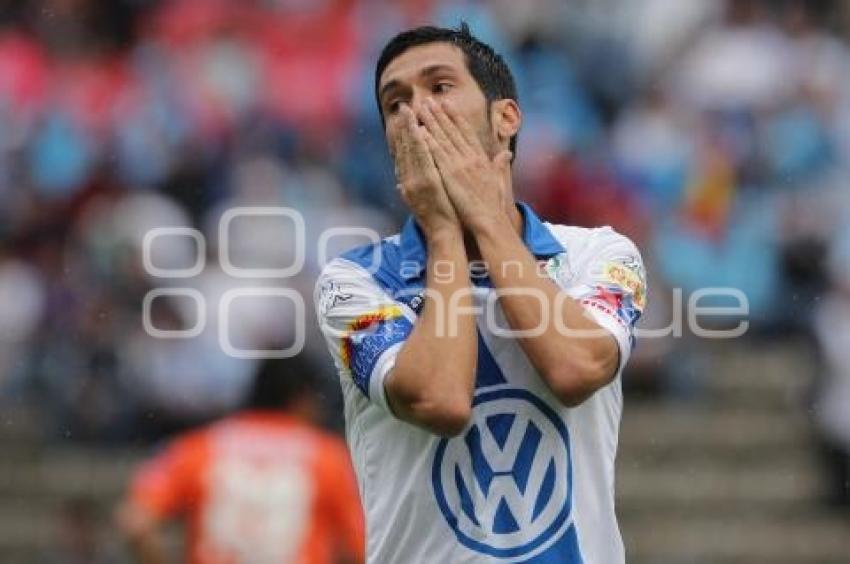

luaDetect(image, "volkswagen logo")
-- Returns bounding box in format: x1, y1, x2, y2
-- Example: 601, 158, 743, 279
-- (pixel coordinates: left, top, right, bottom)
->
431, 388, 574, 559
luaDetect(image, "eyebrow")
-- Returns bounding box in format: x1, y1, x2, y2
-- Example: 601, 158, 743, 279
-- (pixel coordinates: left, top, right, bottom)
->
379, 64, 459, 103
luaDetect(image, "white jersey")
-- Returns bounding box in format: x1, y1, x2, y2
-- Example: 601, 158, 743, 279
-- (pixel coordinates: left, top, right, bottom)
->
315, 203, 646, 563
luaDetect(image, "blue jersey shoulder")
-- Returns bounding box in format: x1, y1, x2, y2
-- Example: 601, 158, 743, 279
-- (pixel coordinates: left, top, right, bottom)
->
339, 237, 411, 298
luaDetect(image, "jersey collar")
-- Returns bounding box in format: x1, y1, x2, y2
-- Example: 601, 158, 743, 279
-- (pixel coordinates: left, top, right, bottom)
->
399, 201, 565, 281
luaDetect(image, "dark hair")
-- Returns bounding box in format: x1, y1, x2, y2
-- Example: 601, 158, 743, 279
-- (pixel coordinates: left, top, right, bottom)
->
375, 22, 519, 155
244, 356, 320, 411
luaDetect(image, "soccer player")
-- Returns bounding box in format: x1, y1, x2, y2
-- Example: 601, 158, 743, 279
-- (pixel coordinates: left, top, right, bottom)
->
117, 357, 365, 564
315, 24, 646, 563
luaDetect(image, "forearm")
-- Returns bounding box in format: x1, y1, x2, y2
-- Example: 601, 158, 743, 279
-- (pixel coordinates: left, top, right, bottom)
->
473, 217, 618, 405
387, 228, 477, 435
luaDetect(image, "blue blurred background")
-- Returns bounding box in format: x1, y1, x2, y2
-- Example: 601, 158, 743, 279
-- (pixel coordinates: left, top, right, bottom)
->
0, 0, 849, 562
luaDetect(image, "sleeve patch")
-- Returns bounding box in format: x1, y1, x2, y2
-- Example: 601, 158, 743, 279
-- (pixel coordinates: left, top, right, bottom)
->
579, 285, 643, 330
317, 280, 354, 317
601, 260, 646, 310
339, 307, 412, 397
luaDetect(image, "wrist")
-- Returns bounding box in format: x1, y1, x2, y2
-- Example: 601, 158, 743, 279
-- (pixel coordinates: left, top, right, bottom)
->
423, 223, 463, 249
468, 212, 513, 240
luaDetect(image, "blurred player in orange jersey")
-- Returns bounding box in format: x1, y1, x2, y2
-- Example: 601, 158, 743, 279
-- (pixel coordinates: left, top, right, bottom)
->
117, 356, 365, 564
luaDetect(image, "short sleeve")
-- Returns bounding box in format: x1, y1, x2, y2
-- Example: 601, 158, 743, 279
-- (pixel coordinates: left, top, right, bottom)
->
547, 227, 647, 374
315, 258, 414, 412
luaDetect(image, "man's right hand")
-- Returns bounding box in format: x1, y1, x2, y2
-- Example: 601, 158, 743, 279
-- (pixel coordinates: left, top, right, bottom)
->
391, 103, 460, 237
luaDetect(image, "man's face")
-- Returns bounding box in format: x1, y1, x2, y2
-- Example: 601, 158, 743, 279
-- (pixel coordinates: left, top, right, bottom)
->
377, 42, 496, 157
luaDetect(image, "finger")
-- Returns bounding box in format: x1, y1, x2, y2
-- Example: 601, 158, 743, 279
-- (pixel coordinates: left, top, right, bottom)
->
388, 106, 409, 156
409, 124, 437, 171
402, 106, 434, 159
418, 101, 459, 157
419, 126, 450, 169
394, 105, 417, 180
440, 99, 484, 153
421, 127, 462, 205
401, 103, 417, 131
403, 105, 431, 164
393, 136, 412, 180
425, 98, 470, 155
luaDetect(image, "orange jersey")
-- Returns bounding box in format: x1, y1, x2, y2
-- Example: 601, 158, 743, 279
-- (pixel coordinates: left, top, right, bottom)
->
128, 412, 365, 564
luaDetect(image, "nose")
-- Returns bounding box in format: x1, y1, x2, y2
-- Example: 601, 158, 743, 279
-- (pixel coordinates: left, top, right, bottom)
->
409, 90, 430, 125
409, 86, 424, 111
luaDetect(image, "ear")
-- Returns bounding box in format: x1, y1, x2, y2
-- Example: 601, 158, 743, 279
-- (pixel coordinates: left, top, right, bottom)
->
491, 99, 521, 146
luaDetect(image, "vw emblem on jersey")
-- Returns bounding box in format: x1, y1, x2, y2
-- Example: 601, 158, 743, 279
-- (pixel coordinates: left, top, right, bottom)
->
431, 388, 574, 559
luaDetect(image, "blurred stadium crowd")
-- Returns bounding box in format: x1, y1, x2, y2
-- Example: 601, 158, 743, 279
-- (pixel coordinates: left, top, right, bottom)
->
1, 0, 850, 495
